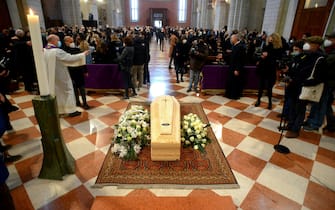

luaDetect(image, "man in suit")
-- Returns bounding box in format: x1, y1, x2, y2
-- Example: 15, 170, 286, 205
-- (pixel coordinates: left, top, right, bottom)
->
225, 34, 247, 99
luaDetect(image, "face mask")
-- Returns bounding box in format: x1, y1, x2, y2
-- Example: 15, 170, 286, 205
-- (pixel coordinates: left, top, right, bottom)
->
324, 39, 332, 47
69, 43, 75, 48
182, 39, 187, 44
303, 43, 310, 51
291, 51, 300, 56
57, 41, 62, 48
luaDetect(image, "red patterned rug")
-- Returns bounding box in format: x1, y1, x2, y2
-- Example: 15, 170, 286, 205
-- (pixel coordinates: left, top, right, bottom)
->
94, 102, 239, 189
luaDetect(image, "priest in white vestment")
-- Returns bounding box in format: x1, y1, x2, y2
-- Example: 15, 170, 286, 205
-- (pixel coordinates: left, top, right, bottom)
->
44, 34, 89, 117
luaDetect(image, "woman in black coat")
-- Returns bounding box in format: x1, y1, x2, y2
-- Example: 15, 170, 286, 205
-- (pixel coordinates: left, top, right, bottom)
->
115, 36, 136, 99
255, 33, 284, 109
174, 36, 190, 83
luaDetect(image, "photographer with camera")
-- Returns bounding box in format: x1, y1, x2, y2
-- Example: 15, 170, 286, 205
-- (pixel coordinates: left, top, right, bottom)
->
255, 33, 284, 109
187, 39, 208, 93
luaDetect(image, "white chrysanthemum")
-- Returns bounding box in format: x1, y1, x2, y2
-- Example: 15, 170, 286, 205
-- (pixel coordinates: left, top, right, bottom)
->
134, 144, 141, 154
119, 146, 128, 158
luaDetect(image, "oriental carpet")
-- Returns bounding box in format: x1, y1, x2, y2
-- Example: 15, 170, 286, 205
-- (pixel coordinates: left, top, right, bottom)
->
95, 102, 239, 189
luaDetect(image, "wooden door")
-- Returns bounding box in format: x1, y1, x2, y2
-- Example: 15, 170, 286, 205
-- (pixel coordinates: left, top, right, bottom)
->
0, 0, 12, 29
291, 0, 334, 39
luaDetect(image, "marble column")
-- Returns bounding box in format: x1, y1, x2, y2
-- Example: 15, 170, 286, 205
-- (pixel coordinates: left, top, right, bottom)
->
6, 0, 22, 29
60, 0, 82, 26
106, 0, 124, 27
261, 0, 283, 34
190, 0, 198, 27
227, 0, 249, 32
214, 0, 230, 30
199, 0, 212, 28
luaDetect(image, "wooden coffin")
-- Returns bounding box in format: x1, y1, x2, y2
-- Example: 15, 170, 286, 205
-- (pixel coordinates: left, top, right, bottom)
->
150, 95, 181, 161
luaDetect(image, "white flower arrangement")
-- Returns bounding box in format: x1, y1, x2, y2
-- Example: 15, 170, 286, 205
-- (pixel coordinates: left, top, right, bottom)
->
181, 113, 211, 153
111, 105, 150, 160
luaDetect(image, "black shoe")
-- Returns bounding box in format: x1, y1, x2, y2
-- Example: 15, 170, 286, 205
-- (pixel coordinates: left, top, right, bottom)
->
5, 154, 22, 163
82, 104, 90, 110
8, 105, 19, 113
76, 102, 81, 107
255, 101, 261, 107
123, 96, 129, 99
277, 125, 288, 131
323, 125, 335, 132
186, 89, 192, 93
181, 78, 184, 82
267, 104, 272, 110
176, 80, 179, 83
68, 111, 81, 117
6, 124, 13, 131
0, 144, 12, 152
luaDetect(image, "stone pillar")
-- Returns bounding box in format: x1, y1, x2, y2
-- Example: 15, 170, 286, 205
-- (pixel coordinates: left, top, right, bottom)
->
247, 0, 266, 32
261, 0, 283, 34
281, 0, 299, 40
191, 0, 198, 28
26, 0, 46, 30
6, 0, 22, 29
106, 0, 114, 27
206, 1, 215, 29
227, 0, 249, 32
116, 0, 125, 27
214, 0, 230, 31
60, 0, 82, 26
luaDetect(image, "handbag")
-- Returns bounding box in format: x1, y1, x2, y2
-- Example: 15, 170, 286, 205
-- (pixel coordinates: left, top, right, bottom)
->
299, 57, 324, 102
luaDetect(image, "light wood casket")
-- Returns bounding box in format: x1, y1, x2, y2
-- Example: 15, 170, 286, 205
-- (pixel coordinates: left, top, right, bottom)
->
150, 95, 181, 161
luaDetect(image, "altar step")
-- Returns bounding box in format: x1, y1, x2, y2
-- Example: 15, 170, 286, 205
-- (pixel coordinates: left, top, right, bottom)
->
90, 189, 236, 210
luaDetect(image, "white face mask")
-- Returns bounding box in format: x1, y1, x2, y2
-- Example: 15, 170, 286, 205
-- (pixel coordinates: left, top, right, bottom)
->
303, 43, 311, 51
69, 43, 75, 48
324, 39, 332, 47
182, 39, 187, 44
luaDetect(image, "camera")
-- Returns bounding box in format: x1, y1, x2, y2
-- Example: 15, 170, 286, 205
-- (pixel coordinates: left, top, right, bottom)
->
190, 45, 198, 55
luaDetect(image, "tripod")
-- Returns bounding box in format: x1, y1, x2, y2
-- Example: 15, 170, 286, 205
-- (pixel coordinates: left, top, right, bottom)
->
274, 78, 290, 154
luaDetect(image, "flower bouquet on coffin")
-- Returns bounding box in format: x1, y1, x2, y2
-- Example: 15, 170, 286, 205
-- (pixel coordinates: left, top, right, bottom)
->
111, 105, 150, 160
181, 113, 211, 153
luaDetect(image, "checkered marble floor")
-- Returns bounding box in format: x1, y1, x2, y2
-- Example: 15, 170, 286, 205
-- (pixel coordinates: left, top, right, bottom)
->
2, 40, 335, 210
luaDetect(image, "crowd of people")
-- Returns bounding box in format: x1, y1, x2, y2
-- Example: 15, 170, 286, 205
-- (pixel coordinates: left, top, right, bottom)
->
0, 23, 335, 209
0, 24, 334, 149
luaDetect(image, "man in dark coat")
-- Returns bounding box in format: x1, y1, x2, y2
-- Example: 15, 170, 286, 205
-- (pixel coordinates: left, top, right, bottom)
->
63, 36, 90, 109
225, 34, 246, 99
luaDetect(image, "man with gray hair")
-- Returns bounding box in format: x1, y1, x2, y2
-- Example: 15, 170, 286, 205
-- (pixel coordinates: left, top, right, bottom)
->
44, 34, 89, 117
225, 33, 246, 99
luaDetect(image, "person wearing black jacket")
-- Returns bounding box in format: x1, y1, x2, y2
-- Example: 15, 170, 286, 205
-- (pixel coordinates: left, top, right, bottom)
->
255, 33, 284, 109
174, 36, 190, 83
225, 34, 246, 99
63, 36, 90, 109
132, 32, 148, 91
285, 36, 326, 138
115, 36, 136, 99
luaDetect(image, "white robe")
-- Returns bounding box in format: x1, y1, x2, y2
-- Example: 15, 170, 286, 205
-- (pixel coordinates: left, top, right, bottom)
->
44, 48, 85, 114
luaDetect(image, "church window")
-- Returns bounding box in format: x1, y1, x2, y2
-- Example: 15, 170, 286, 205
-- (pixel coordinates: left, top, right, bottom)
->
178, 0, 187, 22
130, 0, 138, 22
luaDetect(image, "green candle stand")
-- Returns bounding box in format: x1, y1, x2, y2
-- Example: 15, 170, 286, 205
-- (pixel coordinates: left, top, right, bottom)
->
32, 95, 75, 180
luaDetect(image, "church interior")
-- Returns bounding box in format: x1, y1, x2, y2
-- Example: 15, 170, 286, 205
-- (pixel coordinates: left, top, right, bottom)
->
1, 0, 335, 209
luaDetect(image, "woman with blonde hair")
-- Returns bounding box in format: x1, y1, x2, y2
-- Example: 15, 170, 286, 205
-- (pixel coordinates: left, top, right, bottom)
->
255, 32, 285, 109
